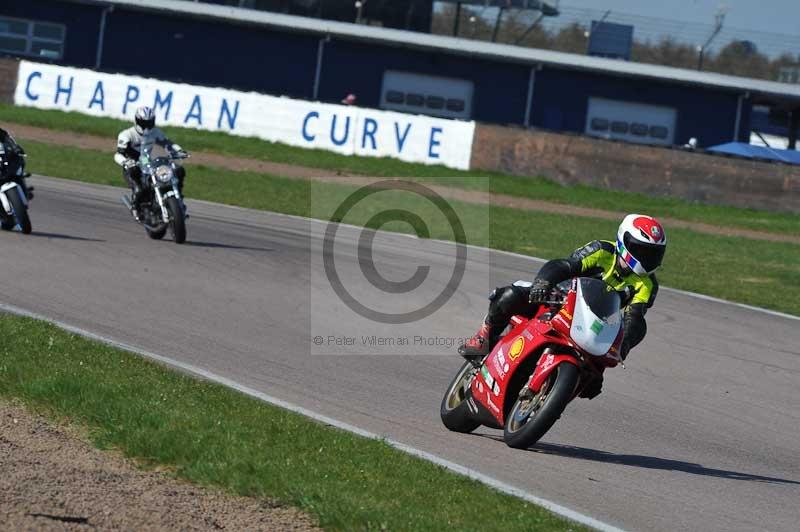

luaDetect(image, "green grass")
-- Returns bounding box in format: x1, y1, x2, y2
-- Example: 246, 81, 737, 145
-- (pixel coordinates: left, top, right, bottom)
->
0, 314, 585, 531
20, 140, 800, 316
4, 103, 798, 235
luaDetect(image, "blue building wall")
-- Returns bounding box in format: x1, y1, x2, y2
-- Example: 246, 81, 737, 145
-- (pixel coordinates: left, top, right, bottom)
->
1, 0, 751, 145
102, 10, 319, 100
533, 67, 751, 146
1, 0, 103, 69
319, 39, 531, 125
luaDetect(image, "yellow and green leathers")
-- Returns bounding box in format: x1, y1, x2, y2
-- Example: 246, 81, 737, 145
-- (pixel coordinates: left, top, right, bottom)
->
467, 240, 658, 362
569, 240, 658, 307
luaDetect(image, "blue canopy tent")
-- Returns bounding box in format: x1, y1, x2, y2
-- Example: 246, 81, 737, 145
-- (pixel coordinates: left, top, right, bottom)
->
707, 142, 800, 165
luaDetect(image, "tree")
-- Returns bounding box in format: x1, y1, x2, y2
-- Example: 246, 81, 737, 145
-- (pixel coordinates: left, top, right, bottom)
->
708, 40, 771, 79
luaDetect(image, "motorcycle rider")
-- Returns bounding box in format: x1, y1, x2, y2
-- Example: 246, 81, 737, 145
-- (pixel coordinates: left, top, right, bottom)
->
0, 127, 32, 198
114, 106, 187, 215
459, 214, 666, 398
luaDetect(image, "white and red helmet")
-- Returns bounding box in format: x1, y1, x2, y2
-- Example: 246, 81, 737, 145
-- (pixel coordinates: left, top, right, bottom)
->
616, 214, 666, 275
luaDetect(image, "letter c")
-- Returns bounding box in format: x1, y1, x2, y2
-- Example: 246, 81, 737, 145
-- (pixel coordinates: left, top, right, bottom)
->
303, 111, 319, 142
25, 71, 42, 101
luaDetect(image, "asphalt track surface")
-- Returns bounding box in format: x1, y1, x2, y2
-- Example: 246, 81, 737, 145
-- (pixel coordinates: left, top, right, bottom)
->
3, 176, 799, 532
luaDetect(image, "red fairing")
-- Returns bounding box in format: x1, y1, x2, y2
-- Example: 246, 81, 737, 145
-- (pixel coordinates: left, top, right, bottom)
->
469, 316, 551, 426
550, 287, 576, 338
527, 353, 580, 393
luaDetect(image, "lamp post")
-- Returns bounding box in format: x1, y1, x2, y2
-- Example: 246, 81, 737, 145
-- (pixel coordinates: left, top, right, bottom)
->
355, 0, 367, 24
697, 7, 727, 71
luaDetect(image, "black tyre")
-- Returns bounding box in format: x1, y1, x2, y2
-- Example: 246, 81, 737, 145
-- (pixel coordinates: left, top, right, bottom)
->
503, 362, 579, 449
7, 188, 31, 234
146, 225, 167, 240
166, 196, 186, 244
440, 361, 481, 433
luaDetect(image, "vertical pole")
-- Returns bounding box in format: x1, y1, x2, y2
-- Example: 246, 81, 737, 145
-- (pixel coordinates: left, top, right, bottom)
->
491, 7, 505, 42
94, 6, 112, 70
788, 109, 799, 151
523, 65, 537, 127
312, 36, 327, 101
733, 93, 744, 142
453, 2, 461, 36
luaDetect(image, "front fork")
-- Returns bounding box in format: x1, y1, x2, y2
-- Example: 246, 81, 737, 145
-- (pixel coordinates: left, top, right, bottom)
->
153, 184, 185, 223
0, 181, 27, 214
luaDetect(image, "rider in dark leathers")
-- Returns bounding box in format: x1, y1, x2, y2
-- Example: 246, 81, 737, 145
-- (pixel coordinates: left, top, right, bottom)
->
0, 127, 32, 199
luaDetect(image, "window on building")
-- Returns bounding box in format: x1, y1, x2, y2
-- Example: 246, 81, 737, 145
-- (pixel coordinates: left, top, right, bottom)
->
649, 126, 669, 139
0, 17, 65, 60
446, 98, 465, 112
426, 95, 445, 110
610, 121, 629, 134
405, 93, 425, 106
590, 118, 610, 131
385, 90, 404, 104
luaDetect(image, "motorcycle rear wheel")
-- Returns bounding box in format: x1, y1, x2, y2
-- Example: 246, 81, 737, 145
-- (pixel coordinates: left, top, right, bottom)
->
440, 361, 481, 433
503, 362, 579, 449
8, 189, 31, 234
166, 197, 186, 244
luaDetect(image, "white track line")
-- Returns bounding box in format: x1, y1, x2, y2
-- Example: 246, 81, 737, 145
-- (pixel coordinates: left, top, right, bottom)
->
0, 301, 625, 532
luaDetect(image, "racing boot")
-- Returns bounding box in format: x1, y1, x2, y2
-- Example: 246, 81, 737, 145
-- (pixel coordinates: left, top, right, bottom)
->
458, 321, 495, 366
129, 185, 143, 222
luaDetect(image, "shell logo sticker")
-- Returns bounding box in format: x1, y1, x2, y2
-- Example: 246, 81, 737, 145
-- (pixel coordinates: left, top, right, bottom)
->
508, 337, 525, 361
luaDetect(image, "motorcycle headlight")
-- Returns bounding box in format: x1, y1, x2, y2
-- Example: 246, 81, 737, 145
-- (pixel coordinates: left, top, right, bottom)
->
155, 165, 174, 184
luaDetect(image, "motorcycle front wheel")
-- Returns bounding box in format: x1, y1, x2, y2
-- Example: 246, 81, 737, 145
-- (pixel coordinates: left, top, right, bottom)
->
440, 361, 481, 433
166, 196, 186, 244
146, 225, 167, 240
503, 362, 579, 449
7, 189, 31, 234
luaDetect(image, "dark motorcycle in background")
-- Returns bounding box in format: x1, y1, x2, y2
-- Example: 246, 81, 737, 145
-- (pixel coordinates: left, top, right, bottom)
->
121, 146, 189, 244
0, 150, 34, 234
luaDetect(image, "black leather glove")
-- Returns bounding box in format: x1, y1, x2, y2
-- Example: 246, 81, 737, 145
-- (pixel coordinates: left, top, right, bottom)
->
528, 279, 553, 304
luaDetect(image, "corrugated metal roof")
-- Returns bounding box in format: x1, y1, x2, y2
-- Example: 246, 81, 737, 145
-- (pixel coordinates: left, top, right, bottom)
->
94, 0, 800, 102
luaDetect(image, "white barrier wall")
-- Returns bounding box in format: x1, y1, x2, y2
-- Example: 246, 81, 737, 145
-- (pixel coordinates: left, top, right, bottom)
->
14, 61, 475, 170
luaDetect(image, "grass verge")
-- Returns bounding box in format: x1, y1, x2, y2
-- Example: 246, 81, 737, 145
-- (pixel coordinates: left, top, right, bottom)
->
20, 140, 800, 316
4, 103, 797, 235
0, 314, 585, 531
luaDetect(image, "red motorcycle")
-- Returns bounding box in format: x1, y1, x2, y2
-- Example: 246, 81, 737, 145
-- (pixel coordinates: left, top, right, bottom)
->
441, 277, 625, 449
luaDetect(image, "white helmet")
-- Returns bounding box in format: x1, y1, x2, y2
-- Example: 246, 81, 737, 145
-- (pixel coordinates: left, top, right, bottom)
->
616, 214, 667, 275
134, 106, 156, 135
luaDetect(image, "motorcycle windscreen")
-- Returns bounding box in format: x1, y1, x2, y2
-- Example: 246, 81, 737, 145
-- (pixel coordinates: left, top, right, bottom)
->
570, 278, 622, 356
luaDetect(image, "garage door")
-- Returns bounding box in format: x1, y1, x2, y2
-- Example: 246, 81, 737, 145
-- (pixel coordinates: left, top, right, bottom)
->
585, 97, 677, 146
